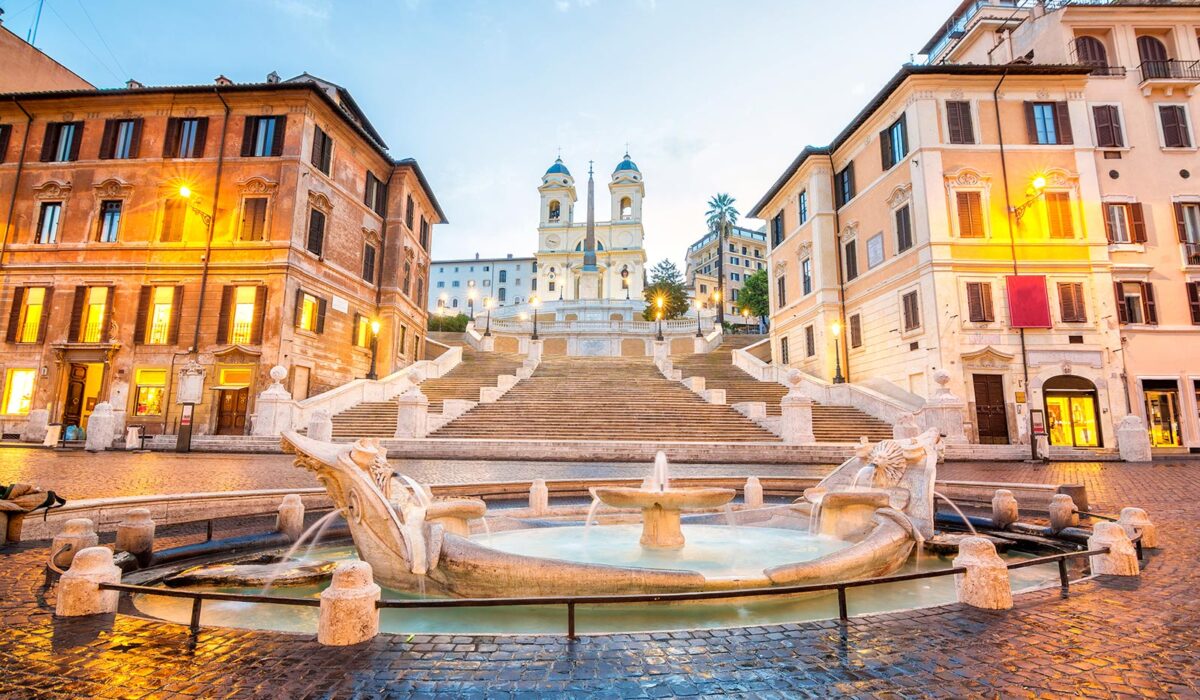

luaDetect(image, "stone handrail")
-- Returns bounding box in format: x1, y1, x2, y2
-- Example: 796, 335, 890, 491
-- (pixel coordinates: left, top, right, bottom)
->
463, 324, 493, 352
425, 336, 454, 358
488, 318, 714, 336
693, 326, 723, 354
732, 337, 780, 382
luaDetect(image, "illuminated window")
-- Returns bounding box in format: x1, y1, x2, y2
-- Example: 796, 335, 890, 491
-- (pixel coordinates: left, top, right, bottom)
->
296, 292, 320, 332
354, 314, 371, 348
240, 197, 267, 241
146, 286, 175, 344
1, 368, 35, 415
161, 197, 186, 242
14, 287, 46, 343
956, 191, 984, 238
218, 367, 253, 386
82, 287, 109, 343
1046, 192, 1074, 239
133, 368, 166, 416
230, 286, 258, 344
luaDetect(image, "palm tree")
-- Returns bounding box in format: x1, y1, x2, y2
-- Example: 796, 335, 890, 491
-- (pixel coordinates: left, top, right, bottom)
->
705, 194, 739, 325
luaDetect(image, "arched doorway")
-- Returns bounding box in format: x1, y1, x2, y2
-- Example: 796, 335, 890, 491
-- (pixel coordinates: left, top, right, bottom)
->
1136, 35, 1169, 78
1044, 375, 1101, 447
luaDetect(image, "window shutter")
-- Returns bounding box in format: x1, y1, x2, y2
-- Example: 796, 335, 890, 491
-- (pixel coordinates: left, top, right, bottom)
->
36, 288, 52, 343
1054, 102, 1073, 144
847, 162, 855, 199
308, 209, 325, 256
128, 118, 143, 158
879, 128, 892, 170
68, 122, 83, 161
6, 287, 25, 343
1102, 204, 1115, 243
39, 123, 57, 162
251, 286, 267, 344
1143, 282, 1158, 324
240, 117, 256, 157
169, 286, 184, 345
193, 118, 209, 158
162, 118, 180, 158
947, 102, 964, 144
68, 286, 86, 342
1130, 203, 1147, 243
270, 115, 286, 156
100, 286, 115, 342
981, 282, 993, 322
293, 288, 304, 328
957, 191, 982, 237
352, 313, 361, 345
0, 124, 11, 163
1175, 202, 1189, 243
216, 285, 233, 344
312, 128, 323, 169
99, 120, 116, 159
134, 285, 152, 344
316, 297, 327, 334
1188, 283, 1200, 325
1093, 106, 1113, 147
1058, 283, 1076, 323
1024, 102, 1038, 143
967, 283, 983, 322
1113, 282, 1128, 324
1109, 107, 1125, 147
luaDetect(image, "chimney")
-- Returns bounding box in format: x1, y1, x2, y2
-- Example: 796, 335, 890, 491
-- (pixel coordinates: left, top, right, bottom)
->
125, 79, 145, 89
214, 75, 234, 86
266, 71, 281, 84
475, 252, 480, 260
507, 253, 513, 259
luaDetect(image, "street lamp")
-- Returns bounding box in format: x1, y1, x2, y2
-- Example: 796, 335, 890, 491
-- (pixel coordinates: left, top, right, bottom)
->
366, 319, 381, 380
530, 295, 541, 340
467, 282, 477, 317
622, 267, 630, 300
655, 294, 665, 341
694, 298, 703, 337
741, 307, 750, 327
483, 296, 494, 337
831, 320, 845, 384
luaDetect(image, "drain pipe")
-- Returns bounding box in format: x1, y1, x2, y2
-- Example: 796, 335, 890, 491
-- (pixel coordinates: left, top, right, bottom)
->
993, 68, 1037, 461
190, 87, 231, 353
1, 97, 34, 268
829, 160, 851, 384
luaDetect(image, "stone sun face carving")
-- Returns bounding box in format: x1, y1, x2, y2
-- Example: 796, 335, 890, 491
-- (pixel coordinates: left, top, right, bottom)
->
867, 440, 908, 487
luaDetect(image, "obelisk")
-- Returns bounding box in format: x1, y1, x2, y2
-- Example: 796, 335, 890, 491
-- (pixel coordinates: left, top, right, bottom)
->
577, 160, 601, 299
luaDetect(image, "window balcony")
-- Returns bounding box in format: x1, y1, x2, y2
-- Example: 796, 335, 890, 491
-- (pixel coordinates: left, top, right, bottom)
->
1086, 64, 1126, 78
1137, 60, 1200, 95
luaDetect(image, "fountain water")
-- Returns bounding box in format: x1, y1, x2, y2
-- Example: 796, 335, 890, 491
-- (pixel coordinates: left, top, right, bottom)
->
261, 510, 341, 593
932, 491, 978, 536
851, 465, 876, 489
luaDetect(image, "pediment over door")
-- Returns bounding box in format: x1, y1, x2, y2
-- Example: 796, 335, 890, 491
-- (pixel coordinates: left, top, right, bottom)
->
961, 346, 1015, 370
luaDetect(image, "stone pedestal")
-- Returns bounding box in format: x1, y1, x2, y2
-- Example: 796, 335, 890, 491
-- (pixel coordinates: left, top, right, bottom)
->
20, 409, 49, 443
991, 489, 1019, 530
953, 537, 1013, 610
84, 402, 116, 452
276, 494, 305, 541
115, 508, 155, 566
577, 269, 601, 301
1087, 521, 1140, 576
892, 412, 920, 441
1116, 415, 1153, 463
641, 504, 686, 549
51, 518, 98, 570
781, 393, 815, 444
526, 340, 543, 364
251, 366, 297, 437
744, 477, 764, 509
318, 561, 381, 646
307, 409, 333, 443
1048, 494, 1078, 533
55, 546, 122, 617
652, 340, 668, 364
1117, 507, 1158, 549
529, 479, 549, 515
394, 388, 429, 439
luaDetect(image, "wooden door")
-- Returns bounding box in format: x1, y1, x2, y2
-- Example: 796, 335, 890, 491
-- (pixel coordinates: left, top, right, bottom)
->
62, 364, 87, 429
972, 374, 1009, 445
217, 388, 249, 435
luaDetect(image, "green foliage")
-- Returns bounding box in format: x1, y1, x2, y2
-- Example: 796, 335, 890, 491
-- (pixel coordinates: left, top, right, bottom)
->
739, 269, 770, 322
643, 259, 689, 320
427, 313, 470, 332
705, 193, 739, 231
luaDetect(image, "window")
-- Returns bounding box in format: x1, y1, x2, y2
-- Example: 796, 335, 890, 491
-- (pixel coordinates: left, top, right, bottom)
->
895, 204, 913, 252
849, 314, 863, 348
133, 369, 167, 416
1092, 105, 1124, 148
867, 233, 885, 269
40, 121, 82, 162
946, 100, 975, 144
771, 212, 785, 247
241, 115, 286, 157
1025, 102, 1072, 145
137, 286, 181, 345
548, 199, 561, 221
353, 314, 371, 348
452, 280, 460, 288
1058, 282, 1087, 323
1074, 36, 1108, 68
499, 270, 507, 283
362, 243, 377, 283
97, 200, 122, 243
880, 114, 908, 170
966, 282, 994, 323
956, 191, 984, 238
781, 336, 791, 365
306, 208, 325, 256
802, 258, 812, 295
1187, 283, 1200, 325
1104, 203, 1145, 244
2, 368, 36, 415
776, 275, 786, 307
1045, 192, 1074, 239
99, 118, 141, 159
405, 195, 415, 229
798, 190, 808, 225
901, 290, 920, 331
72, 286, 112, 343
420, 218, 429, 249
311, 126, 333, 175
844, 240, 858, 281
403, 262, 412, 296
6, 287, 50, 344
730, 272, 740, 282
1115, 281, 1156, 325
294, 290, 326, 333
219, 285, 266, 345
1138, 35, 1171, 76
497, 288, 506, 302
728, 243, 736, 253
1176, 202, 1200, 244
0, 124, 12, 163
436, 281, 444, 288
804, 327, 814, 357
1158, 105, 1193, 148
731, 257, 739, 267
161, 197, 187, 242
364, 172, 386, 216
835, 164, 855, 208
240, 197, 268, 241
731, 289, 739, 302
164, 117, 207, 158
36, 202, 61, 244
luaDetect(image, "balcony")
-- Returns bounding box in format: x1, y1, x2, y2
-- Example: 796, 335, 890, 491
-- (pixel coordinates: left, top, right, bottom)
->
1087, 64, 1126, 78
1137, 60, 1200, 96
1185, 242, 1200, 267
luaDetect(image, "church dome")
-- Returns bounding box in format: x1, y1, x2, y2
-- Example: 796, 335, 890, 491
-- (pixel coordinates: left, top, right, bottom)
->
613, 153, 639, 174
545, 157, 571, 176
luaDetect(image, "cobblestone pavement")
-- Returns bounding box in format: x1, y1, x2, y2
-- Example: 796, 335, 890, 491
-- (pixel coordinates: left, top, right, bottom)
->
0, 459, 1198, 697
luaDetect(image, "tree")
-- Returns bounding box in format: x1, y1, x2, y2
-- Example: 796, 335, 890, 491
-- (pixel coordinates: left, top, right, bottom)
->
642, 259, 689, 321
427, 313, 470, 332
705, 193, 739, 324
739, 268, 770, 329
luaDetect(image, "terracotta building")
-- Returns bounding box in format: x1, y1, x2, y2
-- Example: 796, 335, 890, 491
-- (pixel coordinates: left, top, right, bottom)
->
0, 73, 444, 439
0, 22, 92, 93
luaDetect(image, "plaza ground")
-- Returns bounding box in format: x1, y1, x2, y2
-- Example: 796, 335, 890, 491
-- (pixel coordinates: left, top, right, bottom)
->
0, 451, 1197, 697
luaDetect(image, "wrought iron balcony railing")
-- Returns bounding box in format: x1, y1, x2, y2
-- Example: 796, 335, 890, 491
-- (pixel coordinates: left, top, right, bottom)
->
1138, 59, 1200, 83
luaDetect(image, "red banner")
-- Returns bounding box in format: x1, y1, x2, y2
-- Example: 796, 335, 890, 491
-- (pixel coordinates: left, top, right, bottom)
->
1006, 275, 1052, 328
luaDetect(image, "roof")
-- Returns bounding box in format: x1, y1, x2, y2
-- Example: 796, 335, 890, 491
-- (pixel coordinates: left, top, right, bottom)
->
431, 255, 536, 265
749, 63, 1093, 218
613, 154, 639, 173
545, 157, 571, 176
394, 158, 448, 224
285, 72, 387, 148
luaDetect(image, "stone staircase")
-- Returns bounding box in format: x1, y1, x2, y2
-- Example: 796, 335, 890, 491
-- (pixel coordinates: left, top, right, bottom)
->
671, 335, 894, 443
328, 344, 524, 439
429, 355, 780, 442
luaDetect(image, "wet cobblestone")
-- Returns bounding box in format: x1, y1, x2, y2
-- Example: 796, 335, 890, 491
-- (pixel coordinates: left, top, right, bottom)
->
0, 456, 1198, 697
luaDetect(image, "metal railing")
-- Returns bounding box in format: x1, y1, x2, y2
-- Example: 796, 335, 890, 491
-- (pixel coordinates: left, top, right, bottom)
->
1138, 59, 1200, 83
1184, 242, 1200, 267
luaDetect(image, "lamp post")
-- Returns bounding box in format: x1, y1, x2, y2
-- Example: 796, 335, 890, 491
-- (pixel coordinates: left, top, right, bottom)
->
622, 267, 630, 300
694, 299, 703, 337
530, 295, 540, 340
483, 297, 494, 337
831, 321, 845, 384
741, 307, 750, 330
655, 294, 665, 342
467, 283, 477, 319
366, 319, 381, 380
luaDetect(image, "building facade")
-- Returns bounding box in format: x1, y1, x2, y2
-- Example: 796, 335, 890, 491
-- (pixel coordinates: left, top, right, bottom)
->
0, 22, 92, 93
754, 0, 1200, 454
429, 253, 537, 313
684, 224, 768, 325
0, 73, 444, 439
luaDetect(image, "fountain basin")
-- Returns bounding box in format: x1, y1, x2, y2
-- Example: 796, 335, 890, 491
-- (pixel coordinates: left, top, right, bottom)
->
591, 486, 736, 549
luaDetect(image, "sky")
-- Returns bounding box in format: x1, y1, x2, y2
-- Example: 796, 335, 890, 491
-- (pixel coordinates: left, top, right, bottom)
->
3, 0, 953, 265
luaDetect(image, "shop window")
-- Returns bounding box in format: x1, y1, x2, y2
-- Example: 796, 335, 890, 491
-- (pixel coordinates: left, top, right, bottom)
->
1, 368, 35, 415
133, 368, 167, 416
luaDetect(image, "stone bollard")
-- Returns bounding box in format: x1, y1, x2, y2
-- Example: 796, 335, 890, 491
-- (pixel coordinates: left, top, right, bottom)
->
51, 518, 98, 570
394, 388, 429, 438
1115, 415, 1153, 463
276, 494, 305, 541
55, 546, 122, 617
780, 393, 816, 444
115, 508, 156, 567
318, 561, 381, 646
952, 537, 1012, 610
84, 402, 117, 452
20, 408, 50, 443
991, 490, 1019, 530
744, 477, 764, 509
1087, 521, 1140, 576
1048, 494, 1078, 533
308, 409, 333, 443
1117, 507, 1158, 549
529, 479, 549, 515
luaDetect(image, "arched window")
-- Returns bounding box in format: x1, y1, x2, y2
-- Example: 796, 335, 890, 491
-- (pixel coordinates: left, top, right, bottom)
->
548, 200, 561, 221
1074, 36, 1107, 67
499, 269, 507, 283
620, 196, 632, 220
452, 298, 458, 308
1137, 35, 1169, 78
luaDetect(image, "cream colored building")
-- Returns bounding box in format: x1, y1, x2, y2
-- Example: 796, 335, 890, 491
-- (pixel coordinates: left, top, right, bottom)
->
684, 225, 768, 326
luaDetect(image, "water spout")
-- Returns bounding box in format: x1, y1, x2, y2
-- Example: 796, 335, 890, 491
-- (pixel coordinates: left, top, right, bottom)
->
650, 451, 670, 492
933, 491, 978, 536
851, 465, 876, 489
397, 474, 433, 508
262, 510, 340, 594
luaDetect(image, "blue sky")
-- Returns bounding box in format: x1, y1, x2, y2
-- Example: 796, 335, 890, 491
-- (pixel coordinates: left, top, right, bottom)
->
5, 0, 951, 264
